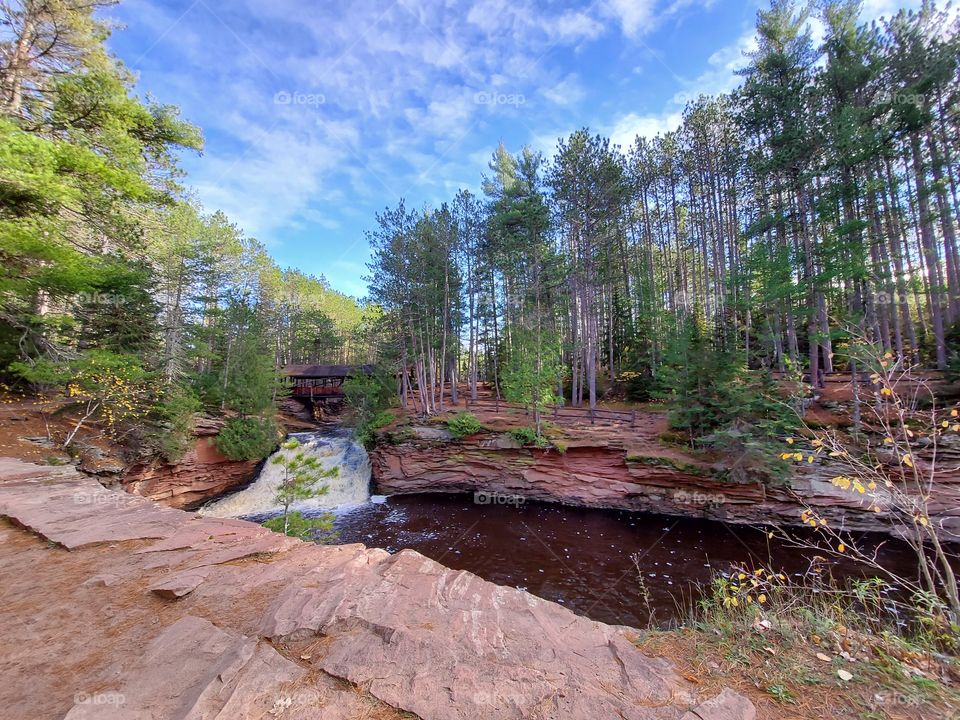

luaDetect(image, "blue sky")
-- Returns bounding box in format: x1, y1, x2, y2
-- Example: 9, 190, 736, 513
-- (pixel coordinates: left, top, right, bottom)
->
105, 0, 919, 298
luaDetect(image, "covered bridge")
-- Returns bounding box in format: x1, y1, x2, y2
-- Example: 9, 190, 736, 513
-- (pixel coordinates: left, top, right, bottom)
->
284, 364, 373, 402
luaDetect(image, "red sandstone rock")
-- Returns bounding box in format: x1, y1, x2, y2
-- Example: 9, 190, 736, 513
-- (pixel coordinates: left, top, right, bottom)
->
0, 460, 755, 720
681, 688, 757, 720
123, 437, 258, 510
64, 615, 305, 719
370, 434, 960, 539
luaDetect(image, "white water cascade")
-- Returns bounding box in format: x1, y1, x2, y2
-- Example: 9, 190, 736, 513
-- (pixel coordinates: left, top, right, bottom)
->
199, 429, 371, 518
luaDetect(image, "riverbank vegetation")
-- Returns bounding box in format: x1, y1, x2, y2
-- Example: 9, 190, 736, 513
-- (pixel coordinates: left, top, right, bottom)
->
0, 1, 370, 461
636, 562, 960, 718
366, 0, 960, 456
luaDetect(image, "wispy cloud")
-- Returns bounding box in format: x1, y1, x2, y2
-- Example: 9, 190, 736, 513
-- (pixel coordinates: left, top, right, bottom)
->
108, 0, 920, 295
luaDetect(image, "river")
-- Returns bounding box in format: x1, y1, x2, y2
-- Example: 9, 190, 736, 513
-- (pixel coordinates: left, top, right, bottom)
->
200, 430, 916, 628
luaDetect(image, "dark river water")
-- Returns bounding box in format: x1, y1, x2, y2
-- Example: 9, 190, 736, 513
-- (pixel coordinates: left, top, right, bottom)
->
330, 493, 917, 629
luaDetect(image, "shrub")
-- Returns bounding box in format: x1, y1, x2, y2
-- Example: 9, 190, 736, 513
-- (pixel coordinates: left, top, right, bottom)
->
447, 412, 483, 439
151, 386, 201, 462
343, 369, 394, 447
355, 409, 393, 446
509, 426, 549, 447
214, 416, 280, 461
263, 510, 336, 542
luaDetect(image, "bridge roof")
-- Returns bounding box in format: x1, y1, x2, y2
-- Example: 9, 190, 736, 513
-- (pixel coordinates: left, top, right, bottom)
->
284, 364, 373, 379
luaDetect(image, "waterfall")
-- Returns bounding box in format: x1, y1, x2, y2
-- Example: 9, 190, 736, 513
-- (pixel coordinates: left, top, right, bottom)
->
199, 429, 371, 518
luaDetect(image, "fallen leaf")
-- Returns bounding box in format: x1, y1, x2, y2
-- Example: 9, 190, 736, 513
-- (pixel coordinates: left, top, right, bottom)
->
816, 652, 832, 662
837, 669, 853, 682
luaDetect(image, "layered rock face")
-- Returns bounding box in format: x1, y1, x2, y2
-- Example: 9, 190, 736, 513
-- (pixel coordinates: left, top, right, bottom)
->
123, 419, 259, 509
0, 458, 755, 720
122, 408, 324, 510
371, 430, 960, 539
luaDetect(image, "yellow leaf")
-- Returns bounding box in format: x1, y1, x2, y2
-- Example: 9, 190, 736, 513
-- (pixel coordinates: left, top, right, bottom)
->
881, 387, 893, 396
952, 409, 958, 417
902, 455, 914, 468
807, 455, 814, 463
786, 437, 794, 445
758, 594, 767, 604
837, 543, 845, 553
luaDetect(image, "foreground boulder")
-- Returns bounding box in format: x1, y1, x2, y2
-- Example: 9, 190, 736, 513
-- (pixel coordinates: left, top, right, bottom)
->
0, 458, 754, 720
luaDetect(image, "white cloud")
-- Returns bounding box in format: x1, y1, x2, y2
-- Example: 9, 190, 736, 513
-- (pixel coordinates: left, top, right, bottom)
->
608, 110, 683, 148
550, 10, 605, 41
673, 28, 755, 104
604, 0, 659, 36
541, 73, 585, 107
114, 0, 756, 267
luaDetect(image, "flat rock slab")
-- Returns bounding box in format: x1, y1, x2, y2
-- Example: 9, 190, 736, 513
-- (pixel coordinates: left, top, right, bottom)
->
264, 549, 696, 719
0, 465, 187, 549
64, 616, 305, 719
0, 458, 755, 720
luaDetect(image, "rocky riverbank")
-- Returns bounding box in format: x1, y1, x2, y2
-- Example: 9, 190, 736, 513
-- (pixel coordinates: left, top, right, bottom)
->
122, 425, 259, 509
370, 425, 960, 539
0, 457, 754, 720
122, 402, 320, 510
